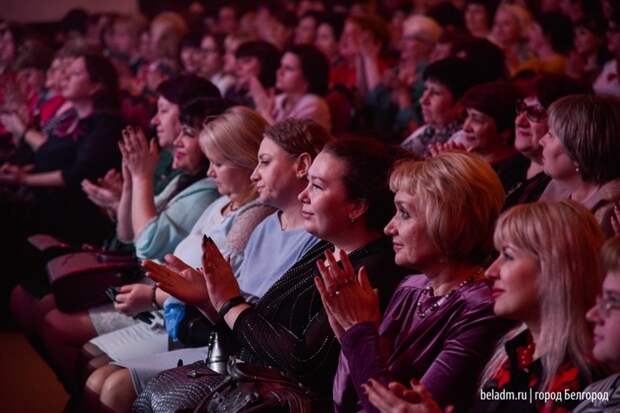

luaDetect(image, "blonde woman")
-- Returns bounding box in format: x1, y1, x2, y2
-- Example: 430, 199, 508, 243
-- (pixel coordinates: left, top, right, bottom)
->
81, 107, 274, 413
364, 200, 605, 412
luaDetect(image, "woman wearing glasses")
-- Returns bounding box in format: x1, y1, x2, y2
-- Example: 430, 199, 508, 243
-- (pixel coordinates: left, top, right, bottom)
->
539, 94, 620, 236
504, 74, 587, 209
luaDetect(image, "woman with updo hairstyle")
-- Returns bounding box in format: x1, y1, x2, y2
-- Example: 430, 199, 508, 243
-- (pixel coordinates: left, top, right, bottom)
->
364, 201, 605, 413
323, 151, 512, 412
134, 137, 407, 412
540, 94, 620, 236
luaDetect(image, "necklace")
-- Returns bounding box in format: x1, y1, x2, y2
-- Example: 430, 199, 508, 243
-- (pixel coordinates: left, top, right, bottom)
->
415, 268, 484, 318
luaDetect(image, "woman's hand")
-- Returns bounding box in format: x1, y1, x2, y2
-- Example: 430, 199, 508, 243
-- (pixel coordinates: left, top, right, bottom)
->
426, 141, 467, 159
82, 169, 122, 211
114, 283, 155, 316
118, 126, 159, 180
248, 76, 275, 121
314, 249, 381, 336
143, 254, 209, 306
0, 110, 27, 140
201, 236, 241, 312
0, 163, 32, 185
362, 378, 452, 413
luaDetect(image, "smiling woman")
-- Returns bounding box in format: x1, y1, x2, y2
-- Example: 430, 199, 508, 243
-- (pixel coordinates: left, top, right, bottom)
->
331, 151, 511, 413
473, 200, 605, 412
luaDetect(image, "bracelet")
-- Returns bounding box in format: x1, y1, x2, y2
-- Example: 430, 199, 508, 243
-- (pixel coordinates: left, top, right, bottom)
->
218, 296, 246, 319
151, 285, 161, 310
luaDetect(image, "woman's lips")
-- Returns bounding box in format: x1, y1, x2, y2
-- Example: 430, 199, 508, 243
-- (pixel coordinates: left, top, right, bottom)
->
491, 288, 504, 299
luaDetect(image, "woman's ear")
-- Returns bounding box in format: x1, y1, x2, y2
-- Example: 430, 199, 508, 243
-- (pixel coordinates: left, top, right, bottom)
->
348, 200, 369, 224
295, 152, 312, 180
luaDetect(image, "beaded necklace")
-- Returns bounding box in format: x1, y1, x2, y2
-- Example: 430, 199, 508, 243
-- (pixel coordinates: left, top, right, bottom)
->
416, 268, 484, 318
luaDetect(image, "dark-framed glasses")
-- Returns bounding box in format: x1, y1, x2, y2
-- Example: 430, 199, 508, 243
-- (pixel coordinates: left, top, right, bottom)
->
516, 99, 547, 123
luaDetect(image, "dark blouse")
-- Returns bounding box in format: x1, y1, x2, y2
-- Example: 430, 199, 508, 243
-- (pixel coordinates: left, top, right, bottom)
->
233, 237, 407, 402
472, 329, 600, 413
334, 274, 512, 413
133, 237, 406, 413
33, 111, 123, 243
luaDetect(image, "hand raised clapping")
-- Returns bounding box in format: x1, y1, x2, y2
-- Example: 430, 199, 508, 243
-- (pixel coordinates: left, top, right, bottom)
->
314, 249, 381, 339
118, 126, 159, 180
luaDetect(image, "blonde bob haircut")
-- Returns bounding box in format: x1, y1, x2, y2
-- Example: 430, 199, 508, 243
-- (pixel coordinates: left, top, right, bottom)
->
389, 151, 505, 264
482, 200, 604, 391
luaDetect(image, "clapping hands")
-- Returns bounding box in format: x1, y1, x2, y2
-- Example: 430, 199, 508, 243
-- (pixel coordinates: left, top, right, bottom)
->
82, 168, 123, 212
363, 378, 453, 413
314, 249, 380, 339
118, 126, 159, 180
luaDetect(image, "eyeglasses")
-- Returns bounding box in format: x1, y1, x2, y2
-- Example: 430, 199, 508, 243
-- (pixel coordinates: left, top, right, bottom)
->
516, 99, 547, 123
595, 293, 620, 318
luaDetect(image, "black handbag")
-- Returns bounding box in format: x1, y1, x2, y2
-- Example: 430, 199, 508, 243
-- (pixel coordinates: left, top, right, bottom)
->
193, 360, 314, 413
133, 359, 315, 413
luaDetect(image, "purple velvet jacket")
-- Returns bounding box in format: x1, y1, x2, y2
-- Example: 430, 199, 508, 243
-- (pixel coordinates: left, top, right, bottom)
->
333, 274, 512, 413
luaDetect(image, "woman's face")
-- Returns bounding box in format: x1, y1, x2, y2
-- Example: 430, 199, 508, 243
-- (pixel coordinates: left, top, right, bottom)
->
251, 137, 300, 208
298, 152, 358, 241
339, 20, 361, 59
151, 96, 181, 148
198, 35, 223, 78
420, 80, 460, 126
514, 96, 548, 162
316, 24, 338, 60
384, 190, 439, 269
235, 56, 261, 84
224, 36, 240, 74
180, 45, 200, 74
587, 273, 620, 372
0, 26, 15, 64
276, 52, 308, 94
465, 3, 490, 36
486, 242, 540, 322
171, 124, 206, 174
492, 9, 521, 46
607, 20, 620, 56
204, 143, 253, 198
574, 26, 602, 55
462, 108, 501, 153
540, 126, 578, 180
62, 57, 100, 101
295, 16, 317, 45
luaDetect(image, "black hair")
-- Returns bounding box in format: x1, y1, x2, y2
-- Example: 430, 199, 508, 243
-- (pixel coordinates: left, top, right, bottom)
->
537, 12, 574, 54
423, 57, 484, 99
322, 138, 411, 232
522, 73, 591, 109
317, 13, 346, 41
82, 53, 120, 111
235, 40, 282, 88
156, 74, 221, 107
286, 45, 329, 96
